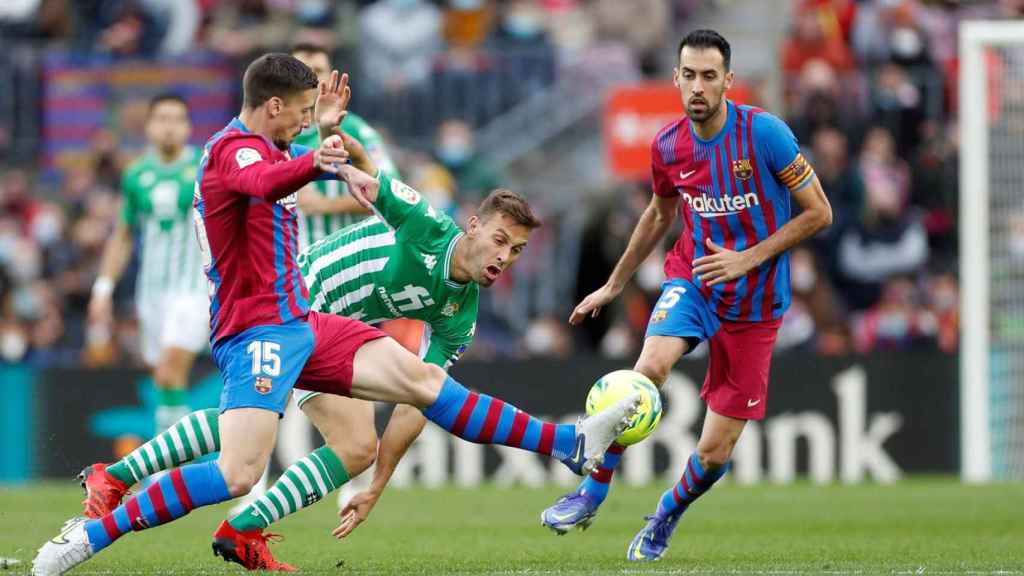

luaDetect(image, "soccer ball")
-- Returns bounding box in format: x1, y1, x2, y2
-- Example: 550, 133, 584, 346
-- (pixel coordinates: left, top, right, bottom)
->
585, 370, 662, 446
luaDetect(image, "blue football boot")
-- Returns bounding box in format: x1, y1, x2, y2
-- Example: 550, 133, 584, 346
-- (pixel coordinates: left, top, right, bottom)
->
626, 513, 681, 561
540, 492, 600, 534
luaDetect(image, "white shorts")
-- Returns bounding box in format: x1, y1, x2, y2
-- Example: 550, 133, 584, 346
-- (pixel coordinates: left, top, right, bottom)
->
137, 293, 211, 366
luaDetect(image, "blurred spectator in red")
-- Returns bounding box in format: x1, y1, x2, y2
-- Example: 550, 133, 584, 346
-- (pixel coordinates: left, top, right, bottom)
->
926, 270, 958, 353
781, 4, 855, 76
851, 277, 935, 353
910, 119, 958, 258
1, 169, 42, 235
787, 59, 866, 147
852, 0, 932, 67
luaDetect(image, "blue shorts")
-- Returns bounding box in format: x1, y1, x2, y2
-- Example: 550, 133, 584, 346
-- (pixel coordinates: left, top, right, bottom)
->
644, 279, 721, 349
212, 319, 315, 415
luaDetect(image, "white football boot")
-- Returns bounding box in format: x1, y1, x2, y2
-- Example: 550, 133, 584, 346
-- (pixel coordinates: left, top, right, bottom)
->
32, 517, 94, 576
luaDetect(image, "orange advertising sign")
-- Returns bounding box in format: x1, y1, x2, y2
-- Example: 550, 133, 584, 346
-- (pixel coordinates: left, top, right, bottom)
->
604, 82, 753, 180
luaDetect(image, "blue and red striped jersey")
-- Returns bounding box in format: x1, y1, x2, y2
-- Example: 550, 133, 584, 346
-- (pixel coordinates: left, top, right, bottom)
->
651, 101, 814, 322
193, 117, 321, 343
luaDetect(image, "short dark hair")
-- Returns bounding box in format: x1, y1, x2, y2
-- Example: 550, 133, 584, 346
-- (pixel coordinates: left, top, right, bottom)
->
679, 29, 731, 70
242, 53, 319, 109
478, 189, 541, 230
147, 93, 189, 118
290, 42, 329, 59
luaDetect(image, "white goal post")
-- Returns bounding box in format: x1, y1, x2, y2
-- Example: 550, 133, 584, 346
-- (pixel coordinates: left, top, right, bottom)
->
959, 20, 1024, 483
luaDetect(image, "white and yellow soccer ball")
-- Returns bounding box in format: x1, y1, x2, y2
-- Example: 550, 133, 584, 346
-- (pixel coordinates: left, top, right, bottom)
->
585, 370, 663, 446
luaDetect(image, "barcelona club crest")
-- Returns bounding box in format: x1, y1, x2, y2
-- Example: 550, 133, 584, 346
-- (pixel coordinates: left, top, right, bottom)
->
732, 158, 753, 181
255, 377, 273, 395
651, 310, 669, 324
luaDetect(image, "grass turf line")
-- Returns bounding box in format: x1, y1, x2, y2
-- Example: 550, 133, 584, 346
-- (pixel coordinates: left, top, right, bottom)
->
0, 478, 1021, 574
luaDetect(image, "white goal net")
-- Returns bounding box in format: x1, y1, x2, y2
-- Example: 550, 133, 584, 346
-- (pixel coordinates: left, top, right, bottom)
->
960, 20, 1024, 482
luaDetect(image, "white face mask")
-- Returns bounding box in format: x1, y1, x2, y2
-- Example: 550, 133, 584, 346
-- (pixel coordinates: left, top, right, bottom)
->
0, 329, 27, 362
524, 322, 557, 355
32, 211, 63, 246
792, 264, 817, 293
1010, 233, 1024, 259
637, 259, 664, 292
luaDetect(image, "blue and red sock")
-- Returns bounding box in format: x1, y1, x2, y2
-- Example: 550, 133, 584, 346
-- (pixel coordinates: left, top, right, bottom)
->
423, 377, 577, 459
655, 452, 730, 519
577, 443, 625, 504
84, 461, 230, 552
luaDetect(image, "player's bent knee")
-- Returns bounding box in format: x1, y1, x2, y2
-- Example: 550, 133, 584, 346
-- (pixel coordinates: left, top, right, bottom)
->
634, 358, 671, 387
217, 462, 264, 497
324, 430, 377, 476
407, 363, 447, 408
696, 441, 735, 471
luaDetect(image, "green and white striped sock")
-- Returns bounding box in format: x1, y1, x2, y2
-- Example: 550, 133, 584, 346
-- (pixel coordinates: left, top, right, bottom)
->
105, 408, 220, 485
228, 446, 350, 532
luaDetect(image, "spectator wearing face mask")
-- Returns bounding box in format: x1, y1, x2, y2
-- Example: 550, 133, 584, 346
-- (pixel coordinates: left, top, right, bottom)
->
434, 118, 502, 201
487, 0, 556, 108
834, 133, 928, 310
360, 0, 443, 95
851, 276, 936, 353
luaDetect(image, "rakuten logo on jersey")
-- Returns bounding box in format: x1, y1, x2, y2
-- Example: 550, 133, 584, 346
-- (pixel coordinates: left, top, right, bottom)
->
682, 191, 760, 218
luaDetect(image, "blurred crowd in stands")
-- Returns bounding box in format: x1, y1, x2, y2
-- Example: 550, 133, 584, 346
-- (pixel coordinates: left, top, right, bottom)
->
0, 0, 1019, 366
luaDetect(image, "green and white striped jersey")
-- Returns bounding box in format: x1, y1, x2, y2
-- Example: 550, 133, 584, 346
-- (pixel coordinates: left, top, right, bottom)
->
120, 146, 206, 306
294, 112, 399, 250
299, 172, 478, 369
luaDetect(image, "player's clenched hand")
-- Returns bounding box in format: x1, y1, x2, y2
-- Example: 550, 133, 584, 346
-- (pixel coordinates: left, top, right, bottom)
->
337, 163, 379, 209
333, 490, 380, 540
314, 134, 349, 174
339, 131, 377, 177
316, 70, 351, 130
692, 238, 757, 286
569, 283, 622, 326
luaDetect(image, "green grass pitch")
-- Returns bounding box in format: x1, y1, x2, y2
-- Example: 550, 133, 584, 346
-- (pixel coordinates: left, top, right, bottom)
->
1, 479, 1021, 574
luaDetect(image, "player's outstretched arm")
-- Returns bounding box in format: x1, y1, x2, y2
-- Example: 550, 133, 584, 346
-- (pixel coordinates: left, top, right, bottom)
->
333, 404, 427, 539
570, 194, 678, 325
220, 137, 349, 202
693, 175, 832, 286
89, 219, 134, 327
336, 162, 380, 210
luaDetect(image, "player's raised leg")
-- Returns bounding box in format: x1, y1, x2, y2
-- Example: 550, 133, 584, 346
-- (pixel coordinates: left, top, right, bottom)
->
80, 407, 221, 518
626, 408, 739, 561
627, 316, 780, 561
339, 322, 640, 474
224, 394, 377, 534
543, 283, 703, 534
291, 312, 640, 476
34, 320, 315, 576
30, 412, 255, 576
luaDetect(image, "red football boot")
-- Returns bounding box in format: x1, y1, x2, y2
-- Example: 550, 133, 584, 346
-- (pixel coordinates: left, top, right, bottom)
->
212, 520, 297, 572
79, 463, 130, 519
